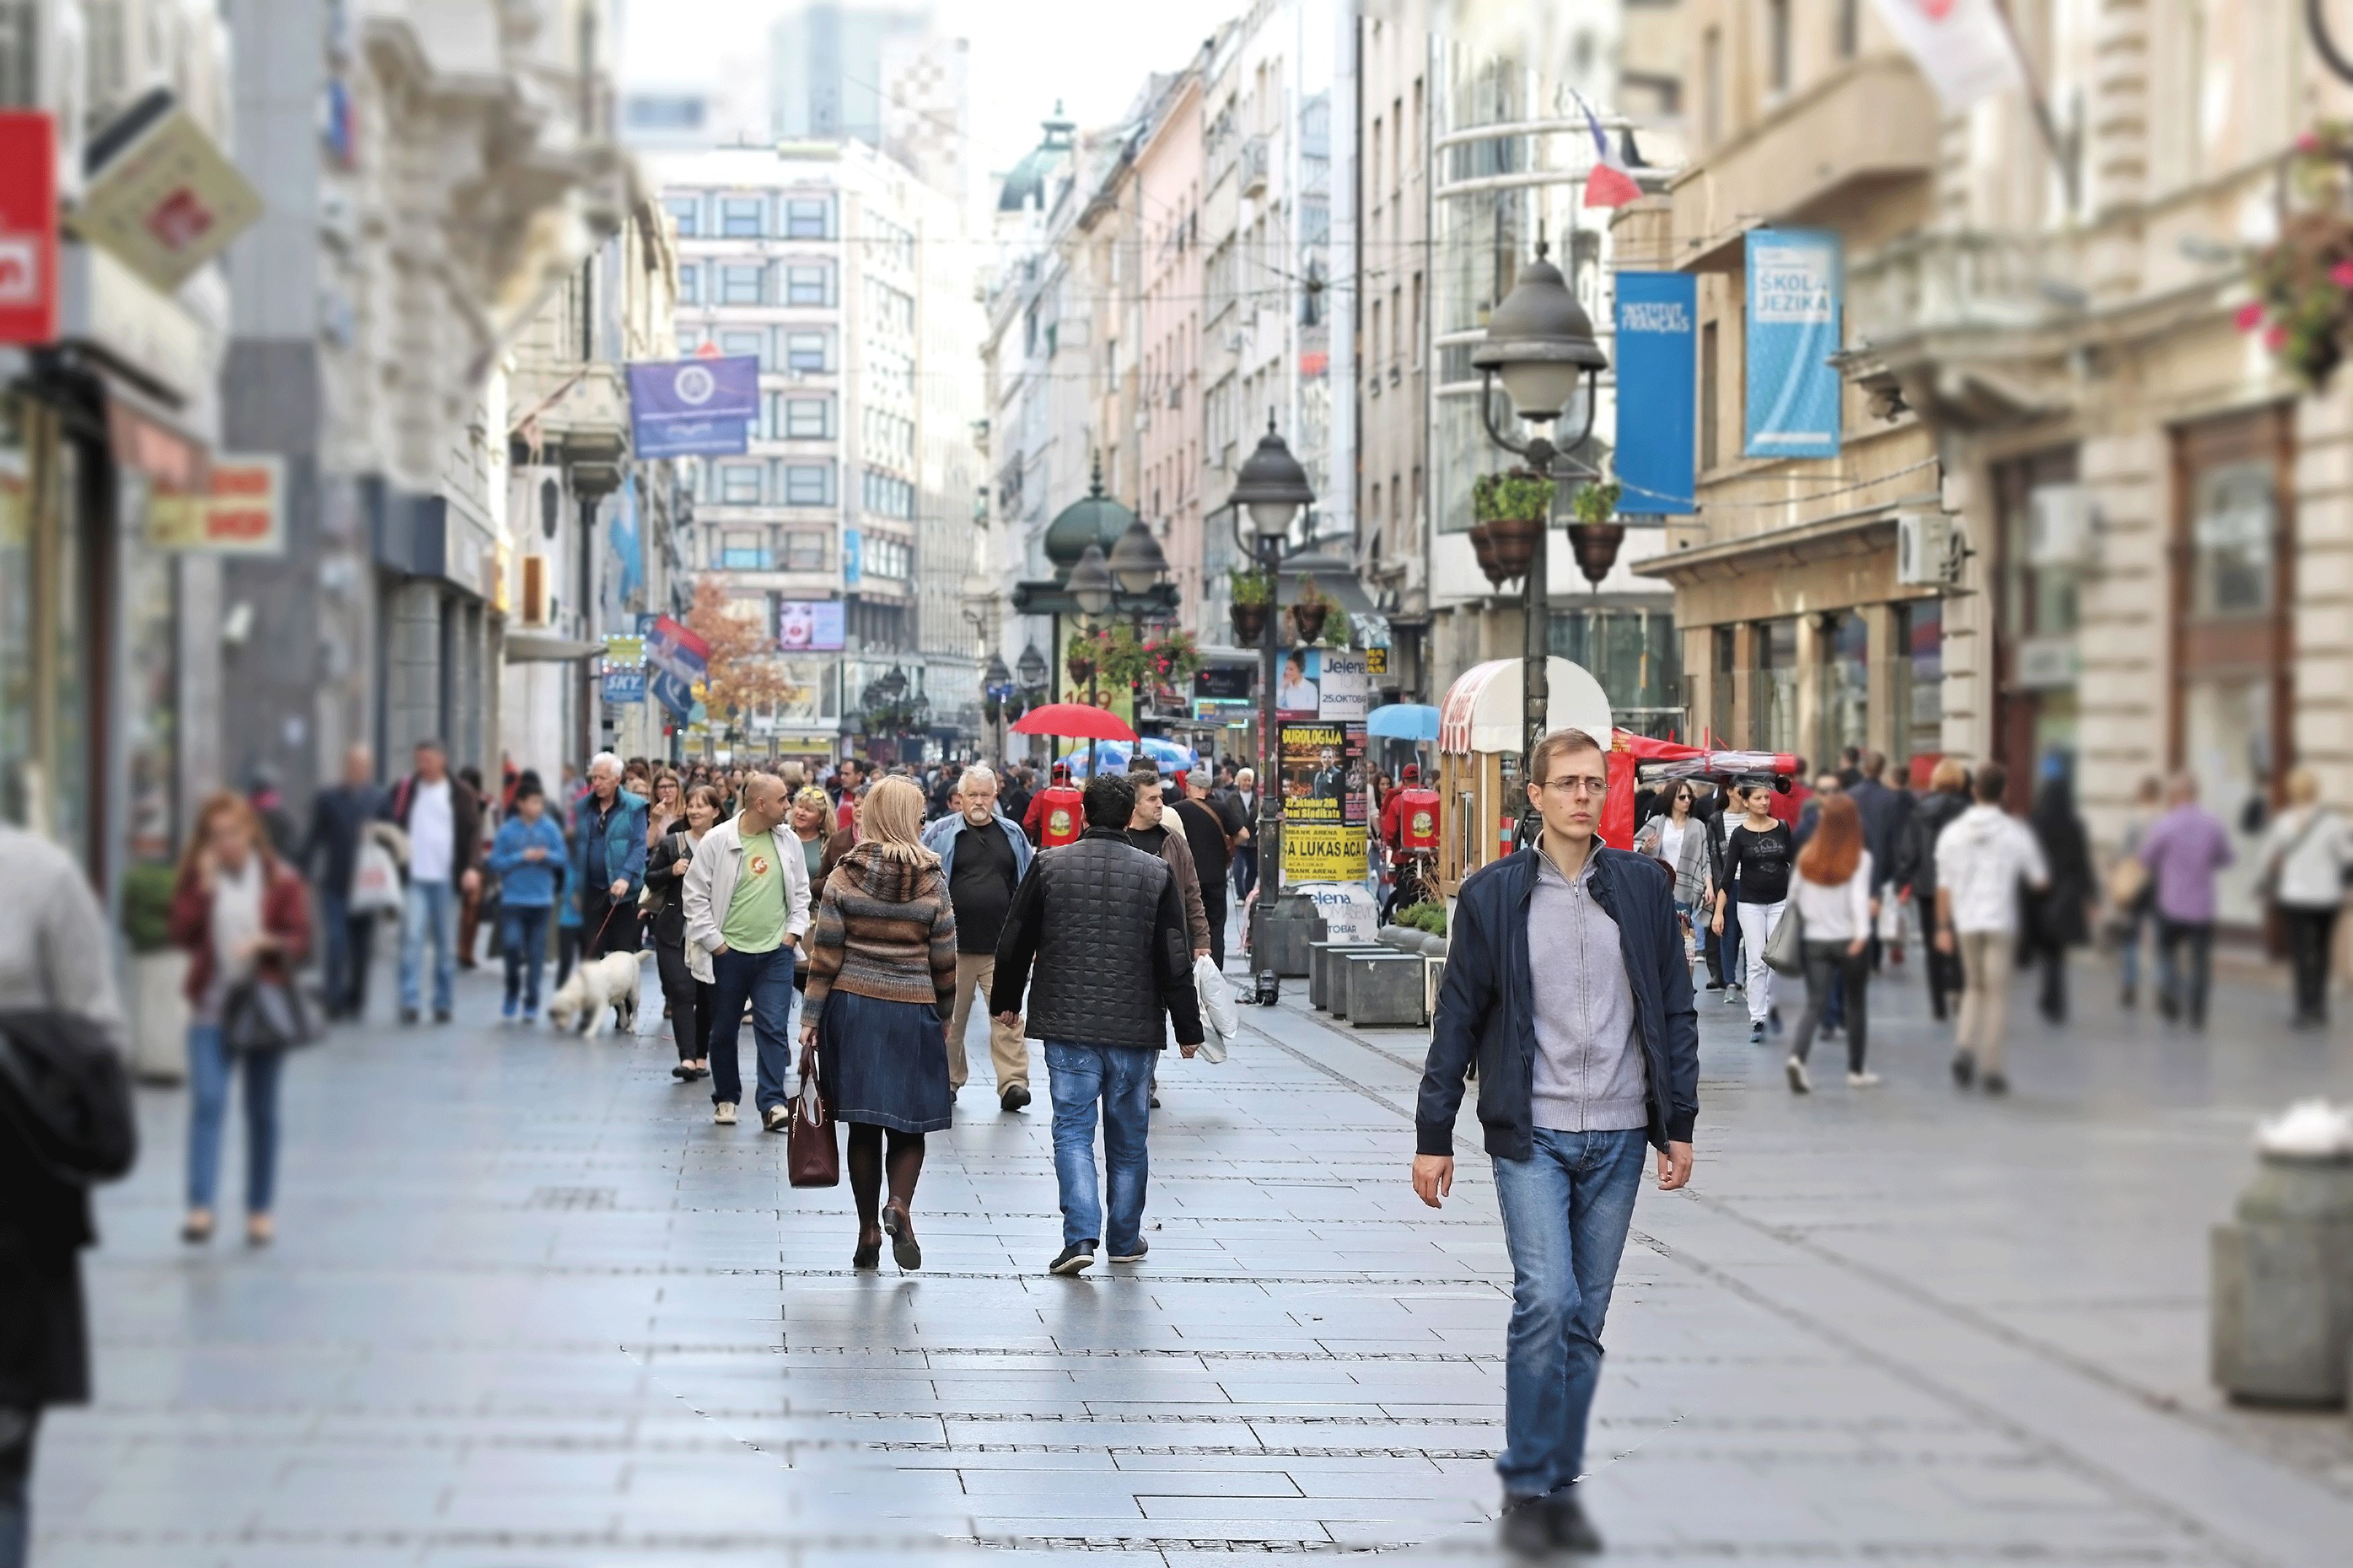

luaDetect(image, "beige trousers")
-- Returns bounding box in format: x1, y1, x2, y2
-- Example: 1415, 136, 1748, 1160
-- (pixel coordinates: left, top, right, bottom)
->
1955, 930, 2013, 1075
947, 951, 1029, 1092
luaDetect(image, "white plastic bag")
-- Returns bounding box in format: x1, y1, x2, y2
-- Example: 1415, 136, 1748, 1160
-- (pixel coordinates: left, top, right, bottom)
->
1194, 953, 1238, 1064
350, 835, 404, 915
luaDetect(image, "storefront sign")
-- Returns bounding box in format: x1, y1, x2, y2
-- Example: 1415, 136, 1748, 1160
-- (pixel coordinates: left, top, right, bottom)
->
600, 665, 647, 704
1613, 272, 1697, 513
147, 456, 283, 554
1195, 665, 1253, 701
624, 356, 758, 458
0, 113, 58, 345
1280, 720, 1367, 882
1743, 229, 1843, 460
75, 104, 263, 293
602, 634, 645, 666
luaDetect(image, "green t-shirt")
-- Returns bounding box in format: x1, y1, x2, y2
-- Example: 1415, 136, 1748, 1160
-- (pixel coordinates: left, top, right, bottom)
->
721, 829, 789, 954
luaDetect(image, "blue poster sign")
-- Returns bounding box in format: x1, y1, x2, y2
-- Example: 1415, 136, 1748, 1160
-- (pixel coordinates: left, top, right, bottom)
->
625, 356, 759, 459
608, 474, 644, 599
1743, 230, 1843, 459
1612, 272, 1697, 514
842, 527, 863, 587
601, 665, 647, 704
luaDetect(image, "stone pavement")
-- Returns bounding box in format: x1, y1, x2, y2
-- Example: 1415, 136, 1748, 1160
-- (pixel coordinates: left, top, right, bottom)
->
28, 938, 2353, 1566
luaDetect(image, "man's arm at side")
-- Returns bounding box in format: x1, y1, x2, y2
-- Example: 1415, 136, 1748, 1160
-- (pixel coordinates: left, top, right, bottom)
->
1654, 871, 1700, 1153
681, 831, 721, 954
989, 868, 1046, 1016
1152, 874, 1205, 1046
1414, 888, 1487, 1157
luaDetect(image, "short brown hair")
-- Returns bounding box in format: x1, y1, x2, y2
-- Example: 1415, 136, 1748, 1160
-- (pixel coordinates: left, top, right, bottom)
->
1529, 727, 1605, 786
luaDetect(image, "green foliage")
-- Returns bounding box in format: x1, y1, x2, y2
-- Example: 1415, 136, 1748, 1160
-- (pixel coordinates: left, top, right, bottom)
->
1570, 481, 1623, 526
122, 861, 178, 954
1228, 567, 1274, 607
2244, 123, 2353, 387
1293, 576, 1338, 613
1397, 900, 1448, 936
1472, 470, 1556, 523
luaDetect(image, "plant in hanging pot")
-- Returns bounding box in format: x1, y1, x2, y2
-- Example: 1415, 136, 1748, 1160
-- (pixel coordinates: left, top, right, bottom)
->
1228, 567, 1273, 641
2243, 123, 2353, 388
1289, 577, 1336, 645
1466, 522, 1508, 587
1565, 481, 1626, 589
1095, 623, 1152, 689
1064, 630, 1105, 687
1472, 468, 1556, 581
1146, 627, 1201, 690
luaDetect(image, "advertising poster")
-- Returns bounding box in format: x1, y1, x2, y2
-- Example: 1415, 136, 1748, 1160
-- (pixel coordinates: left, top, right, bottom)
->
1613, 272, 1698, 513
600, 665, 647, 704
1275, 649, 1367, 720
777, 599, 846, 651
1743, 229, 1843, 459
1280, 720, 1368, 882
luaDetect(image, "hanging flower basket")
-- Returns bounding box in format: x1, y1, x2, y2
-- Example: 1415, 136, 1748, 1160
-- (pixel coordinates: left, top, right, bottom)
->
1146, 628, 1201, 686
1467, 523, 1511, 587
1473, 468, 1556, 583
1231, 601, 1269, 642
1565, 482, 1626, 589
2245, 123, 2353, 388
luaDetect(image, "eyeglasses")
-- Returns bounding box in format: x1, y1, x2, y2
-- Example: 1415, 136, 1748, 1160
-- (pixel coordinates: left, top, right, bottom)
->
1536, 775, 1609, 797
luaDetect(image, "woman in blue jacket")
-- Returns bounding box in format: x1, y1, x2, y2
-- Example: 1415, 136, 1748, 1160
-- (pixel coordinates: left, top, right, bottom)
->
486, 781, 569, 1022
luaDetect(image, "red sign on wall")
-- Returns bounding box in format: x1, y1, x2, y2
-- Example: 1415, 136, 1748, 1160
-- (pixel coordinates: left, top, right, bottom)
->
0, 113, 58, 347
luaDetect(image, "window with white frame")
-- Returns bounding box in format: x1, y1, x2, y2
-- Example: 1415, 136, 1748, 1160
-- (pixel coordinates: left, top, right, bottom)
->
867, 277, 914, 333
721, 196, 764, 237
865, 534, 911, 579
861, 468, 914, 519
663, 194, 701, 237
719, 529, 766, 569
785, 197, 831, 239
786, 397, 834, 438
784, 462, 835, 505
720, 263, 764, 305
786, 331, 831, 372
717, 327, 766, 366
678, 263, 701, 305
786, 263, 832, 306
719, 464, 763, 504
783, 530, 830, 571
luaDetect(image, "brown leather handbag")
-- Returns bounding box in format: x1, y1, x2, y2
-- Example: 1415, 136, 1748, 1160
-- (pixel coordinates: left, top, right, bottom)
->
786, 1046, 839, 1188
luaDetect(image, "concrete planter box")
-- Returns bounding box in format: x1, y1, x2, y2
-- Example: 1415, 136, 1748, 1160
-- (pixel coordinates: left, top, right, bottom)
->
1308, 944, 1390, 1011
2212, 1150, 2353, 1406
1342, 952, 1427, 1026
1252, 899, 1327, 978
128, 950, 190, 1085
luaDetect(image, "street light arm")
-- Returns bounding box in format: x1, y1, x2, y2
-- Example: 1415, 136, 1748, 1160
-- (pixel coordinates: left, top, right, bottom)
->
1476, 371, 1533, 460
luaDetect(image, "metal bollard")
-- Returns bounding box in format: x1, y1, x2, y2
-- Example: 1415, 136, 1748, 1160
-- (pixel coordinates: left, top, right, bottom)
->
2211, 1102, 2353, 1407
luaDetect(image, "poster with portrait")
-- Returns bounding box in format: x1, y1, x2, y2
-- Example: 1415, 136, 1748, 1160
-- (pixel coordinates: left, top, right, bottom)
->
1279, 720, 1369, 882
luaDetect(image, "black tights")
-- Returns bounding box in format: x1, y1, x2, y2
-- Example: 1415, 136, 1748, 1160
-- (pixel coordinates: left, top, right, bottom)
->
846, 1123, 926, 1234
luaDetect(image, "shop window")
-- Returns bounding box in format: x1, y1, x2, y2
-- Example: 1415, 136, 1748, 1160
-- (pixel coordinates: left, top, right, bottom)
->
1892, 600, 1943, 781
2190, 460, 2276, 617
1818, 610, 1868, 773
1548, 607, 1683, 737
1751, 617, 1797, 755
1710, 626, 1735, 747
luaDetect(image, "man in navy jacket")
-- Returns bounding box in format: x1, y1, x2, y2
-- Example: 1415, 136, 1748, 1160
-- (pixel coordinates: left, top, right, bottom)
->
1412, 727, 1698, 1557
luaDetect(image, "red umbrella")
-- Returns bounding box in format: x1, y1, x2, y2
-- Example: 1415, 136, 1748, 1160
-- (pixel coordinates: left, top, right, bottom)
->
1008, 702, 1137, 743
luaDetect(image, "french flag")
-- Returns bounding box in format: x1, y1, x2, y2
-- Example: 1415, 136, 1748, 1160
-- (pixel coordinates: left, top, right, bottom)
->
1577, 95, 1644, 209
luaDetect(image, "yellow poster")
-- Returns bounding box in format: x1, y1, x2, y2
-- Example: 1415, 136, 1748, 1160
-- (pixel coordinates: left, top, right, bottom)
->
1283, 824, 1366, 882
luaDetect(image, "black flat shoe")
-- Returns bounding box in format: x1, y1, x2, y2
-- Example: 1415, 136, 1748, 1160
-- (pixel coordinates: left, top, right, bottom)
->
852, 1231, 882, 1270
671, 1063, 694, 1080
881, 1202, 921, 1270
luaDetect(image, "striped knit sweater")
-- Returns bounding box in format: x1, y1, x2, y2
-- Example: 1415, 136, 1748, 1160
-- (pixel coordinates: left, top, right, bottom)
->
803, 842, 959, 1025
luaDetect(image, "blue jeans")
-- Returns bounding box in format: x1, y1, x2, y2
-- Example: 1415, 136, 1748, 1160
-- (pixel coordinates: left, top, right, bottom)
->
1490, 1126, 1649, 1500
318, 890, 376, 1019
398, 880, 457, 1015
706, 945, 795, 1108
186, 1022, 286, 1214
1043, 1041, 1156, 1253
501, 905, 552, 1014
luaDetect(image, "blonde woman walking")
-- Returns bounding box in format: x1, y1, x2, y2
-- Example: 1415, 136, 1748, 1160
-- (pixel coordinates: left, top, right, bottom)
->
801, 776, 959, 1271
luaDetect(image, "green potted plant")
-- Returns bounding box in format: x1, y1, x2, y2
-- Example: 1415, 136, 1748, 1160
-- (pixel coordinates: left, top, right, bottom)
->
1472, 468, 1555, 581
1566, 481, 1626, 589
1145, 628, 1201, 692
1289, 577, 1337, 645
1228, 567, 1273, 642
1064, 630, 1103, 688
121, 860, 190, 1084
2243, 122, 2353, 387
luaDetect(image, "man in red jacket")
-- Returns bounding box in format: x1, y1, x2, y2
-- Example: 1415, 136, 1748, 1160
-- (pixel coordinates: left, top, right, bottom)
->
1022, 762, 1085, 848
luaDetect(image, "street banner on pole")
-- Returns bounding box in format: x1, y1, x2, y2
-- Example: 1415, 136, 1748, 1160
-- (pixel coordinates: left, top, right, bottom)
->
625, 357, 758, 458
1280, 720, 1368, 882
1613, 272, 1697, 513
645, 615, 709, 720
1865, 0, 2026, 111
1743, 230, 1843, 460
0, 113, 58, 346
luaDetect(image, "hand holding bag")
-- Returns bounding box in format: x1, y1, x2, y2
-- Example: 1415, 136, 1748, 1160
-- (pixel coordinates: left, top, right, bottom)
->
787, 1045, 840, 1188
1763, 902, 1807, 978
223, 970, 319, 1054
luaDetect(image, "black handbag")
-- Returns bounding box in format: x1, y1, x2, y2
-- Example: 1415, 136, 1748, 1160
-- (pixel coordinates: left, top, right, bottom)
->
0, 1008, 138, 1185
223, 973, 319, 1054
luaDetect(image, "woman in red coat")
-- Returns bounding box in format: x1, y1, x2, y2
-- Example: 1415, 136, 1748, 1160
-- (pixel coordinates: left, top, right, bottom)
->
168, 790, 313, 1246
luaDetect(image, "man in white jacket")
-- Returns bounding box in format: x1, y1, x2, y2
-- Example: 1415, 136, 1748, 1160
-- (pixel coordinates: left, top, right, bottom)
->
1932, 762, 2048, 1096
682, 774, 811, 1128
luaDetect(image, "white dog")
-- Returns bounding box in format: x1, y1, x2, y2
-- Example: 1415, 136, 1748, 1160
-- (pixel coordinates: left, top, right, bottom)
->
545, 950, 649, 1038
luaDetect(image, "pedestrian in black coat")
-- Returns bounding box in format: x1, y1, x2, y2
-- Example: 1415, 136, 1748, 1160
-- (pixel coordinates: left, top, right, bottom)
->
2024, 772, 2094, 1023
1895, 759, 1973, 1020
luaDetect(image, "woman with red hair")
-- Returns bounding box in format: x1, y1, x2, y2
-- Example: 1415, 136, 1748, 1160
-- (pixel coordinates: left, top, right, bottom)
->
1783, 793, 1876, 1095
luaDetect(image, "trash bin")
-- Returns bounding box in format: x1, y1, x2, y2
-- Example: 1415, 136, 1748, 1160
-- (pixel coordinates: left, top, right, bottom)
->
2211, 1101, 2353, 1407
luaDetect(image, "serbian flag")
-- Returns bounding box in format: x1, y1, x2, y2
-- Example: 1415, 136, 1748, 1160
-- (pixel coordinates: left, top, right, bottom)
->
1577, 95, 1644, 209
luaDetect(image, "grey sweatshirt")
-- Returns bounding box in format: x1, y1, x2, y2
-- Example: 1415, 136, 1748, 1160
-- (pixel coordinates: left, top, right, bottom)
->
1527, 852, 1649, 1133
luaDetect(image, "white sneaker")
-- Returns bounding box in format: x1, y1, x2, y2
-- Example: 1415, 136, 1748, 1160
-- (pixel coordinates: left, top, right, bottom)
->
713, 1101, 737, 1125
1785, 1055, 1811, 1094
1847, 1071, 1881, 1088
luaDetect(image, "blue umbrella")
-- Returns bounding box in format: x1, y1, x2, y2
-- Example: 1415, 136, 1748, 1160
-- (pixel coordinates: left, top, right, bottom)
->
1366, 703, 1441, 741
1059, 737, 1199, 776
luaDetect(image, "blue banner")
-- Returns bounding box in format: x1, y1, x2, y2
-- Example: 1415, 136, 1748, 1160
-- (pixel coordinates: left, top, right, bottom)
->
625, 356, 758, 459
601, 665, 647, 705
842, 527, 863, 587
608, 474, 644, 600
1612, 272, 1696, 513
1743, 230, 1842, 459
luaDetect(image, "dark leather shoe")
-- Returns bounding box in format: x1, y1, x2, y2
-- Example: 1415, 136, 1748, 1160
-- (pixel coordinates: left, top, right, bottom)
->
1547, 1489, 1603, 1553
1000, 1083, 1031, 1112
1499, 1494, 1553, 1557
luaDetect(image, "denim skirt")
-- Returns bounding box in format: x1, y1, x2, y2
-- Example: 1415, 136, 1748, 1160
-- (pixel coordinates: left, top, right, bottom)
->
817, 989, 953, 1134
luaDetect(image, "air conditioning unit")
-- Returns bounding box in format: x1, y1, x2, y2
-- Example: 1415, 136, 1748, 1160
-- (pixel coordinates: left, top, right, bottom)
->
2026, 483, 2098, 568
1895, 511, 1958, 587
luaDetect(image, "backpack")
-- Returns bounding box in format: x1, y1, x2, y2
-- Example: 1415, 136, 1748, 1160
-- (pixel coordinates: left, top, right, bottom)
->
0, 1009, 138, 1186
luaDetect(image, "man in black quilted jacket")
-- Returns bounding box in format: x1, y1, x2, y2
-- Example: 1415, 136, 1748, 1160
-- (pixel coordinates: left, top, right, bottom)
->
992, 772, 1204, 1277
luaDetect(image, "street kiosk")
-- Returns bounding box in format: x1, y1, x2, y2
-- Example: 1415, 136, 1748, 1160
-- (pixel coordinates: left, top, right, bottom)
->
1433, 657, 1613, 895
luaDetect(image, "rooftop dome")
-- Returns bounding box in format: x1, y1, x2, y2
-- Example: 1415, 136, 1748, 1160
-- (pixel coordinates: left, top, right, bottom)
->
1041, 458, 1140, 577
997, 104, 1076, 214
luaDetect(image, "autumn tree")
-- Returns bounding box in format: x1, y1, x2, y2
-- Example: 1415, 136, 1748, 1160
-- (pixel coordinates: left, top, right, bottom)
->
683, 577, 792, 730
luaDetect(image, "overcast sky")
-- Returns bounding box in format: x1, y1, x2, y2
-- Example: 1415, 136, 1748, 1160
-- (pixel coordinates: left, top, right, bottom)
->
616, 0, 1232, 184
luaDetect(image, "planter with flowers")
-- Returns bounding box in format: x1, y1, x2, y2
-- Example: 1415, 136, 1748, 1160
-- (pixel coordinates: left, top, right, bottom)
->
2244, 122, 2353, 388
1144, 628, 1201, 699
1228, 567, 1273, 643
1289, 577, 1337, 645
1472, 469, 1555, 583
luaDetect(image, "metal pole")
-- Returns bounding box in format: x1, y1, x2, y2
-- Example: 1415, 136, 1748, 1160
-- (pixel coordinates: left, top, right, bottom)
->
1522, 437, 1556, 844
1088, 659, 1099, 780
1259, 534, 1282, 915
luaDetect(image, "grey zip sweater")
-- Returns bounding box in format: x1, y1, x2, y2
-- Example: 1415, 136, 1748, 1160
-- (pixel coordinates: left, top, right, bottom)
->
1528, 852, 1650, 1133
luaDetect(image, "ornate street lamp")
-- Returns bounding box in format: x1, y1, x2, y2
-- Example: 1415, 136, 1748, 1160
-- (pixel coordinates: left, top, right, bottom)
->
1472, 239, 1610, 825
1107, 515, 1170, 598
1068, 543, 1115, 620
1016, 641, 1047, 695
1226, 417, 1316, 975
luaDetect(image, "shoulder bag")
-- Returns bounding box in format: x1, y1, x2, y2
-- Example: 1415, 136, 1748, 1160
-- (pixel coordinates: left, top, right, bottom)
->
787, 1045, 840, 1188
0, 1009, 138, 1185
223, 968, 319, 1054
1763, 900, 1807, 978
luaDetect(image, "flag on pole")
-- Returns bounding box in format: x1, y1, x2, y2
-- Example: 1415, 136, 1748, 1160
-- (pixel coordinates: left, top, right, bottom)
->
1865, 0, 2026, 111
1574, 95, 1644, 209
